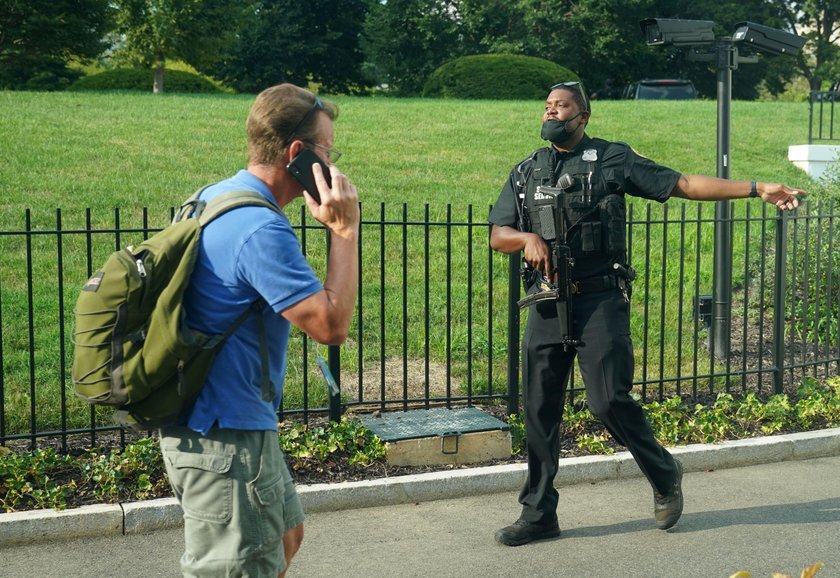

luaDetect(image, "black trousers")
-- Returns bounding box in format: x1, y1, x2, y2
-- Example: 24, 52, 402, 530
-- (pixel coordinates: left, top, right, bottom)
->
518, 287, 679, 524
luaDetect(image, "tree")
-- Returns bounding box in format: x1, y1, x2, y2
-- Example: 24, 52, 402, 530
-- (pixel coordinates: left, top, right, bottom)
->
773, 0, 840, 90
363, 0, 463, 95
359, 0, 809, 99
207, 0, 371, 94
514, 0, 800, 100
112, 0, 243, 93
0, 0, 112, 90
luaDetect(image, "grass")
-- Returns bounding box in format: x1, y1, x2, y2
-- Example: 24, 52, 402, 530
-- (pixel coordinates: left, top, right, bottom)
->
0, 91, 828, 434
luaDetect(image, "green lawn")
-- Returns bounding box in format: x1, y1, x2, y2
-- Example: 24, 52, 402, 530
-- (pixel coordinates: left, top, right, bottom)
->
0, 91, 825, 434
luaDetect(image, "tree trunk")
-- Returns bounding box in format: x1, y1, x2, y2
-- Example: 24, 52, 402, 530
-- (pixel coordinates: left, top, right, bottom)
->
153, 65, 164, 94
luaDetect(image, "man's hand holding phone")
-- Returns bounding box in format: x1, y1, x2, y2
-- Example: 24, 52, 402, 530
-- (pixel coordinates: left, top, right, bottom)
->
287, 148, 330, 203
289, 149, 360, 239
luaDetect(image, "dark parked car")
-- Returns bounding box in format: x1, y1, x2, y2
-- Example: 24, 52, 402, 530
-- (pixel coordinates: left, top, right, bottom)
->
623, 79, 698, 100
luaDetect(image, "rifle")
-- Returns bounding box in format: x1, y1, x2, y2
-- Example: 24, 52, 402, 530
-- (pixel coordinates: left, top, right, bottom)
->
517, 173, 580, 350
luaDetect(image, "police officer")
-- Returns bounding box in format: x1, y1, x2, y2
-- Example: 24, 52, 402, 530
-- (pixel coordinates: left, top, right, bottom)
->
489, 81, 805, 547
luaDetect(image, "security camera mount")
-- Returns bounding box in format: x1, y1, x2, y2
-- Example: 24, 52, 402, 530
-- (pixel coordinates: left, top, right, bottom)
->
639, 18, 804, 362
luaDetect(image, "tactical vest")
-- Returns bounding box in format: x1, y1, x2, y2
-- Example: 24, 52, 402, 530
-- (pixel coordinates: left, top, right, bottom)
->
518, 139, 627, 279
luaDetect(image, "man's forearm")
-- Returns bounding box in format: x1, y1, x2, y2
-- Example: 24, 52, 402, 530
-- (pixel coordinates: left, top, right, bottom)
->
322, 232, 359, 334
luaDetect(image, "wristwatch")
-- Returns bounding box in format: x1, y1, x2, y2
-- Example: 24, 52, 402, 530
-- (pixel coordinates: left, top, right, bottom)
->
749, 181, 758, 198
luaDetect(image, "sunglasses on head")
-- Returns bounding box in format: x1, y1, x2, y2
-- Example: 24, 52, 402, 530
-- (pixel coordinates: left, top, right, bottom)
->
551, 81, 581, 90
549, 81, 589, 110
286, 96, 324, 144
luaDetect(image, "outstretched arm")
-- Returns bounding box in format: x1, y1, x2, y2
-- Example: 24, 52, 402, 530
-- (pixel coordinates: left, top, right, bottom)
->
670, 175, 805, 211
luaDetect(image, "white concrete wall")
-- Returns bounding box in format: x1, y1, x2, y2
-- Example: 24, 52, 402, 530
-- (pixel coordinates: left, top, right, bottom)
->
788, 144, 840, 180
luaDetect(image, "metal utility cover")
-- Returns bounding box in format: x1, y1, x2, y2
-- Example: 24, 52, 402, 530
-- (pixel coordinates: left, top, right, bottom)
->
359, 407, 510, 442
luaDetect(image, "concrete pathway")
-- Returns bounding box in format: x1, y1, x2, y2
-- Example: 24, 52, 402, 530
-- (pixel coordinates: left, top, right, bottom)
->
1, 429, 839, 578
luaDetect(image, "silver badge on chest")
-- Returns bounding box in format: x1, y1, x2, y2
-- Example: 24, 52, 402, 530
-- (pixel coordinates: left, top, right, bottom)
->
582, 148, 598, 162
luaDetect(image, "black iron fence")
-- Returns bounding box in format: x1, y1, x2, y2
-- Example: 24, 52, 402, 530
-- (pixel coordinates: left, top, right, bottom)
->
809, 90, 840, 143
1, 200, 838, 451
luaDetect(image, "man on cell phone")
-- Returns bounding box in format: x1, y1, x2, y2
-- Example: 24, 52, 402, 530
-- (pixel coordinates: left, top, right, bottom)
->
159, 84, 359, 577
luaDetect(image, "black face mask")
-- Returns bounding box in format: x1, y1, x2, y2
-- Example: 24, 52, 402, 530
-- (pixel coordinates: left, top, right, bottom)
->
540, 113, 581, 144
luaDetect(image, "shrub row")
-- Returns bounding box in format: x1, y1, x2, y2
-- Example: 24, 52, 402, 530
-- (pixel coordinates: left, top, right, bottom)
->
422, 54, 580, 100
68, 68, 222, 93
2, 377, 837, 513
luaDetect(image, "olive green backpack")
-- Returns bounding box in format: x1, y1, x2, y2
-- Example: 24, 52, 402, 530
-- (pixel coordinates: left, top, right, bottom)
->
72, 188, 280, 431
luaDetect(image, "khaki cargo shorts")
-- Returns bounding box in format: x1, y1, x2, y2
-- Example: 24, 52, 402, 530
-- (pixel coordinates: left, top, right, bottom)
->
160, 426, 304, 577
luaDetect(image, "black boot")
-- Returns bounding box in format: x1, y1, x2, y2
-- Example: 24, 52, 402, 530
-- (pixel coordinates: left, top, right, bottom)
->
495, 518, 561, 546
654, 458, 684, 530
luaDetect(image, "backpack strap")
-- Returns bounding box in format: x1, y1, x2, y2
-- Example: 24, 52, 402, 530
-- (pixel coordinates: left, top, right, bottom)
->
197, 190, 282, 225
189, 187, 283, 402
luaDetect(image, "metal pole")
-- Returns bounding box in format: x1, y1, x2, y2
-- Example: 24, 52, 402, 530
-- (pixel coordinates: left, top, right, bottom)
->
326, 230, 342, 422
772, 212, 788, 395
328, 344, 342, 422
506, 252, 521, 416
712, 38, 735, 360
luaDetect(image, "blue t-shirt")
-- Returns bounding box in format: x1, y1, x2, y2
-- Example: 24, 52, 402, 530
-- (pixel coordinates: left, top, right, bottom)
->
183, 170, 323, 434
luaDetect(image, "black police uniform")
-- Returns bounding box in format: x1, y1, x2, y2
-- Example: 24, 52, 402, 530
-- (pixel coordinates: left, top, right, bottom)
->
489, 134, 683, 524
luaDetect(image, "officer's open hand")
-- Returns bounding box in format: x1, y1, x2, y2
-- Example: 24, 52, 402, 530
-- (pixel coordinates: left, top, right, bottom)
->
758, 182, 806, 212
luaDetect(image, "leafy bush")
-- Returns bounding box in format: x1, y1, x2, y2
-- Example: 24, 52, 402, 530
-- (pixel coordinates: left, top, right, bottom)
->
0, 58, 83, 91
0, 417, 385, 512
0, 448, 77, 511
506, 380, 840, 455
2, 383, 839, 512
279, 417, 386, 466
422, 54, 580, 100
69, 68, 222, 93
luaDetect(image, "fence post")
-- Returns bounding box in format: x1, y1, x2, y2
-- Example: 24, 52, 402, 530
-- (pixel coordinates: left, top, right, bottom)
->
328, 344, 342, 422
772, 210, 788, 395
507, 252, 521, 416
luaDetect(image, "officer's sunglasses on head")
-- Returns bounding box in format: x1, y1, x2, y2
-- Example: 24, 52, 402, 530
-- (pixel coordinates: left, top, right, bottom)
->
550, 81, 589, 111
551, 81, 581, 90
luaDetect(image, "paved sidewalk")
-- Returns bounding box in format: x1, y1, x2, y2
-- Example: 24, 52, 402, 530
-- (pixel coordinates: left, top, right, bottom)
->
1, 429, 838, 577
2, 455, 839, 578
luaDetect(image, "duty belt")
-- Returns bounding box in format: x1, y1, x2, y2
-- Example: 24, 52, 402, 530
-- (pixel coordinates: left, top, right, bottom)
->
517, 274, 628, 309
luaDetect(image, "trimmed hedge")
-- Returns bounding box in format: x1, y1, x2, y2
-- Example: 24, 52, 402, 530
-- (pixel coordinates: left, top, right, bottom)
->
69, 68, 222, 93
422, 54, 580, 100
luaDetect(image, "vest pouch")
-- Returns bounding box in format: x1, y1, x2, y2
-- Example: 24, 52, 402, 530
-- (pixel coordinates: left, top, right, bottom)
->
527, 186, 557, 242
563, 190, 602, 225
600, 194, 627, 259
580, 221, 602, 253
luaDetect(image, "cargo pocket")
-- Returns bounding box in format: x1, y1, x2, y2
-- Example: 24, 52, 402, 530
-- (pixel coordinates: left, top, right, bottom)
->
165, 450, 234, 524
252, 473, 287, 545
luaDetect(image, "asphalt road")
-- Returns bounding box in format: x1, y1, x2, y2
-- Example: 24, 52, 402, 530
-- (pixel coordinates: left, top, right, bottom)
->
2, 456, 838, 578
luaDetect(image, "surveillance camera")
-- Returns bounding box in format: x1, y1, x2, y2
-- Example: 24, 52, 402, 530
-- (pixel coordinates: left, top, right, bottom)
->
732, 22, 805, 56
640, 18, 716, 47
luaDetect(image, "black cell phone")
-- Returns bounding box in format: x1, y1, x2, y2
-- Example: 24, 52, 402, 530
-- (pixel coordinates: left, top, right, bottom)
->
287, 148, 331, 204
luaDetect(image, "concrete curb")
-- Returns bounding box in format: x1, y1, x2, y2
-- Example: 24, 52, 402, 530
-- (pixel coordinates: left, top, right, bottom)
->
2, 427, 838, 546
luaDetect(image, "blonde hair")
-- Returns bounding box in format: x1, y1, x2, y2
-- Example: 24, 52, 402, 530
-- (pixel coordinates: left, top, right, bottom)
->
246, 84, 338, 166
